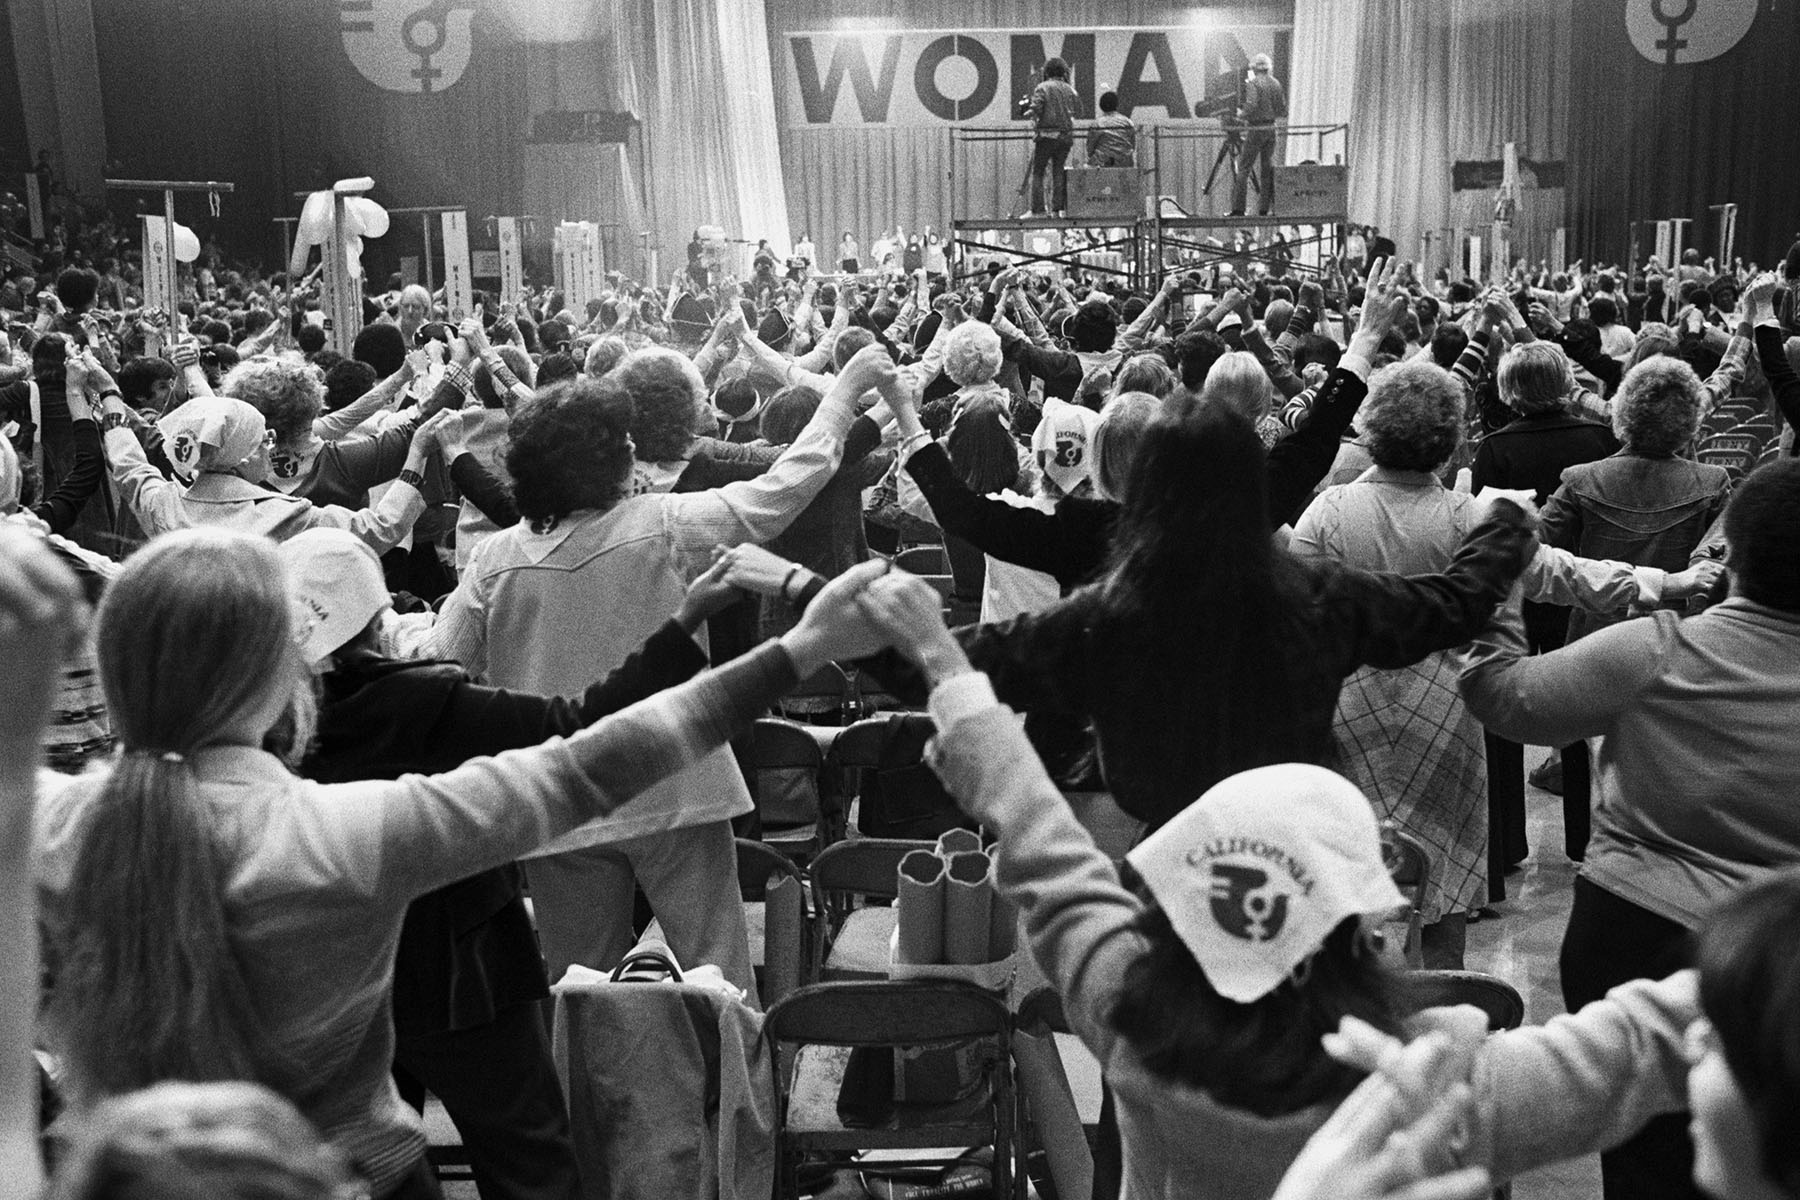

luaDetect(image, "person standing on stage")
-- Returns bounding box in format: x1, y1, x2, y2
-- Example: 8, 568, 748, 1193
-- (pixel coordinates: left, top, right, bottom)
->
1229, 53, 1286, 218
1025, 57, 1079, 218
1086, 90, 1136, 168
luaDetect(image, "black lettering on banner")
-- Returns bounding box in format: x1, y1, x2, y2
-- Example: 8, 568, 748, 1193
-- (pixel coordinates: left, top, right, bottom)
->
1116, 31, 1189, 118
1009, 32, 1096, 120
791, 34, 904, 124
914, 34, 999, 121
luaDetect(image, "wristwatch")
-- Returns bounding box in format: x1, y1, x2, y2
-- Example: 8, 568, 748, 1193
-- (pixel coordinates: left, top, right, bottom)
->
397, 468, 426, 489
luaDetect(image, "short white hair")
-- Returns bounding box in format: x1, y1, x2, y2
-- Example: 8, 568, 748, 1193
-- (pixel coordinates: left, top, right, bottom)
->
944, 321, 1003, 386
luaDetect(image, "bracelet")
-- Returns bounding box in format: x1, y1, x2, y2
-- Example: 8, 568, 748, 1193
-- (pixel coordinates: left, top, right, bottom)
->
102, 411, 130, 431
397, 468, 425, 489
781, 563, 803, 603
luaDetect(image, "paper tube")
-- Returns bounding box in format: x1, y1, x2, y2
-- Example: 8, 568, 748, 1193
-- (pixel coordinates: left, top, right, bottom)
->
936, 828, 982, 857
988, 888, 1019, 960
944, 850, 994, 965
762, 873, 803, 1006
896, 850, 947, 965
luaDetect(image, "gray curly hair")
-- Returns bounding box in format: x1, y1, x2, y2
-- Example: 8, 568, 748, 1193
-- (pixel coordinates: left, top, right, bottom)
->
1361, 360, 1465, 471
1613, 356, 1703, 456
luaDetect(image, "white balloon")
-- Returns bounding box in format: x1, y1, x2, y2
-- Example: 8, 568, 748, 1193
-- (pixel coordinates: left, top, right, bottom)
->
171, 222, 201, 263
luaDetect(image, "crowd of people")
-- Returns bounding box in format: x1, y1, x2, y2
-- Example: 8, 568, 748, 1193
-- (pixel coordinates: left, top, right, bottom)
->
4, 175, 1800, 1200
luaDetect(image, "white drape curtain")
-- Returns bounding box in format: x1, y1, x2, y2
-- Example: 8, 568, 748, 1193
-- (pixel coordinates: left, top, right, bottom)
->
1287, 0, 1570, 270
607, 0, 792, 269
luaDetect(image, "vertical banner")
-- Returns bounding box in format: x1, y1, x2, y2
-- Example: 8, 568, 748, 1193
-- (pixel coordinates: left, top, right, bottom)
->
1655, 220, 1673, 266
24, 175, 45, 240
322, 197, 362, 356
555, 222, 589, 314
440, 210, 473, 320
580, 222, 605, 308
496, 216, 524, 308
1551, 227, 1568, 274
1467, 235, 1482, 283
142, 216, 173, 313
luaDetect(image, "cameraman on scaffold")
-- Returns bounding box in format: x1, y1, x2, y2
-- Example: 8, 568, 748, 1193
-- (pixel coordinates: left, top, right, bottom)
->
1228, 53, 1286, 217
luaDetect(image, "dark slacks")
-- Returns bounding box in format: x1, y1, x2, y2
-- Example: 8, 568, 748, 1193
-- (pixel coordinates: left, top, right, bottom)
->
1029, 135, 1073, 214
393, 1002, 583, 1200
1231, 125, 1277, 215
1559, 876, 1701, 1200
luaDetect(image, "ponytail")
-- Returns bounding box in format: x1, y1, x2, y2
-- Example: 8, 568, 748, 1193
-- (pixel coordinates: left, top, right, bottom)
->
44, 528, 311, 1105
47, 753, 282, 1103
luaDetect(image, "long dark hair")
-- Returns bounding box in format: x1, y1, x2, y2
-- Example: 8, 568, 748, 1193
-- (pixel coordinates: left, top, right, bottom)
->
1111, 909, 1409, 1114
1089, 401, 1311, 785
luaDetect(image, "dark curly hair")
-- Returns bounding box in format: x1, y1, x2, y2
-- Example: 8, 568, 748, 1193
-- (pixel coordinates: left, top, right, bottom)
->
504, 377, 635, 525
322, 360, 377, 414
55, 267, 100, 313
614, 347, 705, 462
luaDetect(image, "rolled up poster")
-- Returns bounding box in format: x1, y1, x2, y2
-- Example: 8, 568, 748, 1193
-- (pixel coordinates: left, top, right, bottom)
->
987, 888, 1019, 960
896, 849, 947, 964
762, 873, 804, 1006
944, 850, 994, 965
936, 828, 982, 857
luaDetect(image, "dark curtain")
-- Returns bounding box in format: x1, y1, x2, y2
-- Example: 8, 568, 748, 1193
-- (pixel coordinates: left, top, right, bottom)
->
1568, 0, 1800, 267
88, 0, 529, 272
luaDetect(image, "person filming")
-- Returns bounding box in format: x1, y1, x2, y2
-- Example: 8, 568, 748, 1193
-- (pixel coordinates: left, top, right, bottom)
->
1024, 57, 1078, 217
1230, 53, 1286, 217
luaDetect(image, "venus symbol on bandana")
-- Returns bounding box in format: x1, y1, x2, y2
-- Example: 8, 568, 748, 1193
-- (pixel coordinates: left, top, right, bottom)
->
1209, 863, 1291, 942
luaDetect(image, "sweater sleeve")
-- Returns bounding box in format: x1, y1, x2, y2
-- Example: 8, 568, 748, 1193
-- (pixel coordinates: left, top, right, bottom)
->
1471, 971, 1697, 1182
448, 451, 518, 529
348, 641, 798, 902
1753, 322, 1800, 435
419, 620, 709, 766
1457, 609, 1673, 746
659, 369, 857, 556
324, 421, 417, 494
1265, 361, 1371, 528
104, 424, 185, 539
1311, 506, 1535, 676
924, 676, 1143, 1063
903, 441, 1087, 582
32, 418, 103, 534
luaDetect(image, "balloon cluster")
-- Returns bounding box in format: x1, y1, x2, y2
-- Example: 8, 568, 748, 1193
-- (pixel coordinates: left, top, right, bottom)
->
290, 190, 390, 279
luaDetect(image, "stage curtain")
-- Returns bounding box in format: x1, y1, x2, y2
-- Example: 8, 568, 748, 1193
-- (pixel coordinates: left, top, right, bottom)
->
1567, 0, 1800, 267
8, 0, 108, 199
618, 0, 791, 265
1336, 0, 1569, 270
1285, 0, 1363, 162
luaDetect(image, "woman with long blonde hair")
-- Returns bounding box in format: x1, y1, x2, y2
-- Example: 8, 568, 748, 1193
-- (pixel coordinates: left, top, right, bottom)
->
28, 527, 882, 1199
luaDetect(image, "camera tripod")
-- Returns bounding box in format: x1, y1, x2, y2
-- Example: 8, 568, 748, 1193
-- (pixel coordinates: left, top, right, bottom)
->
1201, 122, 1261, 204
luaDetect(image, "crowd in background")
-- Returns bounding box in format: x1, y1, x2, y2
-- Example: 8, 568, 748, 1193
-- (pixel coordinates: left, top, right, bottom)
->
4, 179, 1800, 1200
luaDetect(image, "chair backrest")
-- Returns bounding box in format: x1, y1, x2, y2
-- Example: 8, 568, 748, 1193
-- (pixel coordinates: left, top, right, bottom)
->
894, 544, 950, 575
809, 837, 936, 901
737, 836, 805, 896
1408, 969, 1526, 1031
1381, 825, 1433, 895
766, 980, 1010, 1048
744, 717, 828, 834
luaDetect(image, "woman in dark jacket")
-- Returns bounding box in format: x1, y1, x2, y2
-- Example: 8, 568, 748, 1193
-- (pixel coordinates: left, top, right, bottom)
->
287, 530, 764, 1200
856, 400, 1535, 832
1471, 341, 1620, 874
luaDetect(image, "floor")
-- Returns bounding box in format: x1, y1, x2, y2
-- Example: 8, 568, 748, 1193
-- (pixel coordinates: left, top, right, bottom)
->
436, 762, 1600, 1200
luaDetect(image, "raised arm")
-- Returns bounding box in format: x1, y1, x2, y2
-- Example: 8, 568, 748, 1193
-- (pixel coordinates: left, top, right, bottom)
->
660, 343, 881, 554
313, 357, 415, 442
1457, 606, 1672, 745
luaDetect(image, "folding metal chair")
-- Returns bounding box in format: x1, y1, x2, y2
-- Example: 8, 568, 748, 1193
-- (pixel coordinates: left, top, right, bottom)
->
766, 980, 1018, 1199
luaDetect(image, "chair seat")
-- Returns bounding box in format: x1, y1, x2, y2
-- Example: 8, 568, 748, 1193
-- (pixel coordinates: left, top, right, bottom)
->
824, 907, 897, 980
786, 1044, 993, 1149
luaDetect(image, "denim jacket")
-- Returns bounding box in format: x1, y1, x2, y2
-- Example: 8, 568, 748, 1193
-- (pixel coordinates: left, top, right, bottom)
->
1541, 452, 1730, 639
